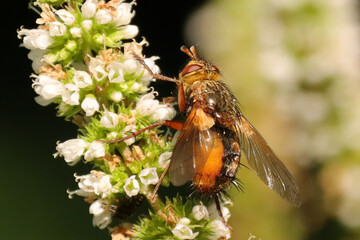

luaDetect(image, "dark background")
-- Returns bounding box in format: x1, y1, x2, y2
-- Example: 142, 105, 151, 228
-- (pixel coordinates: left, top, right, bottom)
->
2, 1, 205, 239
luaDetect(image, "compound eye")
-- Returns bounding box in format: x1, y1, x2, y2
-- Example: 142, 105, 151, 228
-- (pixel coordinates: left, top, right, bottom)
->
212, 65, 220, 72
182, 64, 202, 75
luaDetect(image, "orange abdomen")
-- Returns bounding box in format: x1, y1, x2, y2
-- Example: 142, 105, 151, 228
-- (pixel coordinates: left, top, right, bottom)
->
193, 136, 224, 193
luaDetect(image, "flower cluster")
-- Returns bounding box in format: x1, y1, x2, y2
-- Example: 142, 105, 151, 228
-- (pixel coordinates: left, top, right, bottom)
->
134, 197, 232, 240
19, 1, 232, 239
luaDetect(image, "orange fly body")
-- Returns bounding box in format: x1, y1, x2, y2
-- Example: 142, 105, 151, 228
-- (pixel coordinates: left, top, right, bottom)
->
109, 46, 302, 224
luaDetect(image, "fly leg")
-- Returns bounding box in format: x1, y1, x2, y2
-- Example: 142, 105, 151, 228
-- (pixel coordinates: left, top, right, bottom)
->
132, 52, 187, 113
132, 53, 180, 84
150, 162, 171, 203
215, 196, 232, 231
103, 120, 182, 144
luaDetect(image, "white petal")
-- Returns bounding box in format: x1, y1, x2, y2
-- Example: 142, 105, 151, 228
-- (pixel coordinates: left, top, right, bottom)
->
192, 204, 209, 221
107, 62, 125, 83
95, 9, 113, 24
81, 0, 98, 18
120, 25, 138, 39
56, 9, 76, 25
139, 167, 159, 186
123, 175, 140, 197
89, 199, 105, 216
19, 28, 53, 50
70, 27, 82, 38
158, 152, 172, 169
84, 141, 106, 161
89, 57, 107, 81
81, 96, 99, 116
93, 210, 112, 229
172, 221, 199, 240
209, 220, 231, 240
73, 70, 93, 88
110, 91, 123, 102
100, 110, 119, 129
112, 2, 135, 26
56, 139, 89, 165
81, 19, 93, 30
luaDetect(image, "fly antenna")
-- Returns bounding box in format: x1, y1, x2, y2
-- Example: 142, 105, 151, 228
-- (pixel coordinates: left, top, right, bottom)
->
180, 45, 198, 60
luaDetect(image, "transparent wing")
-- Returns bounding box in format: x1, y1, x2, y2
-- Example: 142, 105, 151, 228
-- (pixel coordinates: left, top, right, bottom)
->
169, 108, 217, 186
238, 115, 302, 207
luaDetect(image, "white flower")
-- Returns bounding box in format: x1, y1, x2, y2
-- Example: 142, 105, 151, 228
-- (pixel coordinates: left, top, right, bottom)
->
70, 27, 82, 38
62, 83, 80, 105
95, 9, 113, 24
18, 28, 53, 50
141, 57, 160, 82
81, 0, 98, 18
112, 2, 135, 26
93, 174, 113, 196
122, 124, 137, 145
120, 25, 138, 39
28, 49, 46, 73
136, 92, 176, 121
130, 82, 141, 91
172, 218, 199, 239
158, 152, 172, 168
100, 110, 119, 129
89, 57, 107, 81
84, 140, 106, 161
192, 204, 209, 221
123, 59, 142, 75
123, 175, 140, 197
34, 96, 52, 106
208, 202, 231, 222
55, 138, 89, 165
73, 70, 93, 88
110, 90, 123, 102
68, 171, 113, 198
81, 95, 99, 116
107, 62, 125, 83
56, 9, 76, 25
209, 220, 231, 240
81, 19, 93, 30
151, 105, 177, 122
48, 21, 67, 37
139, 167, 159, 186
32, 74, 65, 101
89, 199, 106, 215
89, 199, 112, 229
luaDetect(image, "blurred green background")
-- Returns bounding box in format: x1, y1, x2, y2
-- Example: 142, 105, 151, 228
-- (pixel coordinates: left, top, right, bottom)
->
3, 0, 360, 239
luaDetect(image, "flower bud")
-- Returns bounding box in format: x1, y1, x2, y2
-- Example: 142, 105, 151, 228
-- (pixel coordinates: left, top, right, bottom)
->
55, 138, 89, 165
56, 9, 76, 25
70, 27, 82, 38
120, 25, 138, 39
65, 40, 77, 52
81, 95, 99, 116
82, 0, 98, 18
81, 19, 93, 31
109, 90, 123, 102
